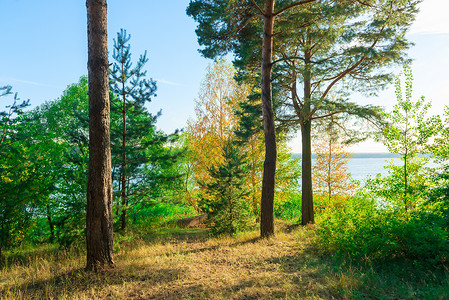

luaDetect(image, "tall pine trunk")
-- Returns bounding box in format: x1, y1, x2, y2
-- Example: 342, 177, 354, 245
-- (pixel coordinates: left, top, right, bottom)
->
301, 121, 314, 225
301, 55, 315, 225
86, 0, 114, 271
260, 0, 277, 238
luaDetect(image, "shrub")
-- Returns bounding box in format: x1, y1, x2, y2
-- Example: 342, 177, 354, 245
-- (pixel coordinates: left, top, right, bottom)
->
128, 202, 197, 229
314, 193, 449, 265
274, 193, 301, 221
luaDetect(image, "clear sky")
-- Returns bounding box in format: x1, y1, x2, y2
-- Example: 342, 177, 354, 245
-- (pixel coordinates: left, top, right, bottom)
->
1, 0, 448, 153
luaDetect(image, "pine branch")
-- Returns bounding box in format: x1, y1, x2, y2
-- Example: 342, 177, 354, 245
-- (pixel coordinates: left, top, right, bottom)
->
273, 0, 316, 17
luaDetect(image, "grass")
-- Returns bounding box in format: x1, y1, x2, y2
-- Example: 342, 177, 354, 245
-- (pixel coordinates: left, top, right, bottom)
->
1, 222, 449, 299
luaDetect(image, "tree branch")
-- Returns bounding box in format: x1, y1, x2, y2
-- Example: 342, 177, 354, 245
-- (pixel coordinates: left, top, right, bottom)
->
271, 56, 325, 66
273, 0, 316, 17
251, 0, 265, 16
235, 14, 263, 35
311, 111, 342, 121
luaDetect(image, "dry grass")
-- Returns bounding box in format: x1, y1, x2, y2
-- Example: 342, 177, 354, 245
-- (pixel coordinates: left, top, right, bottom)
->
1, 222, 449, 299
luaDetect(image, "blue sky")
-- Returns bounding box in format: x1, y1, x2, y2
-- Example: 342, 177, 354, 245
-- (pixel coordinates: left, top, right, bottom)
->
1, 0, 448, 153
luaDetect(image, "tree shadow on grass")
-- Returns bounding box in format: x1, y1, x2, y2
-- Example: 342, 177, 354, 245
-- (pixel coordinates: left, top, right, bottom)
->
141, 278, 290, 300
265, 253, 341, 298
174, 236, 261, 256
1, 244, 83, 270
129, 283, 210, 299
266, 238, 449, 299
134, 226, 261, 257
143, 227, 210, 244
12, 264, 186, 299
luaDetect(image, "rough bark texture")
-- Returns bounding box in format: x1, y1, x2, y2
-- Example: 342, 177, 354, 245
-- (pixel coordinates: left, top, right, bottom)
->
260, 0, 276, 238
301, 58, 315, 225
301, 121, 314, 225
86, 0, 114, 271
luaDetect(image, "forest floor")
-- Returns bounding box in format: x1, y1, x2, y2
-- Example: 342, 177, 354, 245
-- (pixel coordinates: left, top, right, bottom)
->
1, 221, 449, 299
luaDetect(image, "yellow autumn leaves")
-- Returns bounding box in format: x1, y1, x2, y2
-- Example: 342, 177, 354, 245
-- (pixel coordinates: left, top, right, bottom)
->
186, 60, 300, 218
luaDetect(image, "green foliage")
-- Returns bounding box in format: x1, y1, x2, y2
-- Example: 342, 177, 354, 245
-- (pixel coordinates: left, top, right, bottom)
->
274, 145, 302, 220
378, 63, 439, 156
429, 106, 449, 162
365, 156, 431, 210
274, 193, 301, 221
0, 72, 186, 250
0, 86, 35, 255
426, 165, 449, 225
199, 140, 252, 236
315, 194, 449, 265
24, 77, 91, 247
127, 202, 197, 229
371, 63, 439, 210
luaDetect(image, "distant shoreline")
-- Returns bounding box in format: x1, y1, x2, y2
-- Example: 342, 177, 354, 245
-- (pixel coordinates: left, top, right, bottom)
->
292, 153, 401, 159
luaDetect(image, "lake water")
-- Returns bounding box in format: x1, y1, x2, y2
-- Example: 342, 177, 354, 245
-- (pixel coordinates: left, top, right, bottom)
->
292, 153, 410, 183
346, 153, 400, 182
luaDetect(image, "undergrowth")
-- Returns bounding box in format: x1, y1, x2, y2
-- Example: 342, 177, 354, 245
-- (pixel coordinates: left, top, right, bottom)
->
1, 222, 449, 299
314, 194, 449, 266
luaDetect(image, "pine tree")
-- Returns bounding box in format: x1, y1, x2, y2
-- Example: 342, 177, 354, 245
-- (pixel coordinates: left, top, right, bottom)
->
187, 0, 419, 232
199, 140, 252, 236
85, 0, 114, 271
269, 0, 418, 224
188, 0, 318, 237
109, 29, 180, 230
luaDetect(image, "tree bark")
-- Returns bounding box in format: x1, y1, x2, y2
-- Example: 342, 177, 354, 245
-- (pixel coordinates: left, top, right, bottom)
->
301, 54, 315, 225
260, 0, 277, 238
86, 0, 114, 271
301, 120, 314, 225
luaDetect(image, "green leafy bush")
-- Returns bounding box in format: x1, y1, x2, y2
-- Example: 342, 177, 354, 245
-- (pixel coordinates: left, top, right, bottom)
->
127, 202, 197, 229
274, 193, 301, 221
315, 194, 449, 265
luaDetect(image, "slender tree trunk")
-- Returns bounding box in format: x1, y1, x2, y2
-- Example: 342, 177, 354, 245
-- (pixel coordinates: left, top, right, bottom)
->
328, 137, 332, 202
260, 0, 277, 238
0, 220, 4, 262
229, 194, 234, 233
404, 151, 408, 211
404, 113, 409, 211
86, 0, 114, 271
120, 81, 128, 231
301, 54, 315, 225
250, 141, 260, 223
46, 203, 55, 242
